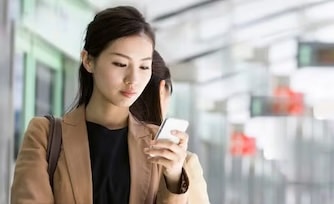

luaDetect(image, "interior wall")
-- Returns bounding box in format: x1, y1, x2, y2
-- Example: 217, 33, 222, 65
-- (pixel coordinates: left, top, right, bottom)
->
0, 0, 14, 203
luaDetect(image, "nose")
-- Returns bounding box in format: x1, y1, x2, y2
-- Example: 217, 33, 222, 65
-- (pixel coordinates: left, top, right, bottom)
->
124, 66, 138, 85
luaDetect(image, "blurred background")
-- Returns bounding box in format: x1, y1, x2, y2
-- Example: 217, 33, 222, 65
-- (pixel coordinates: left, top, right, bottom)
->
2, 0, 334, 203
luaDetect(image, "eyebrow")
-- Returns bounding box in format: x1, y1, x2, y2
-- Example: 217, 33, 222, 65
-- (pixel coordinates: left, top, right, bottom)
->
109, 52, 152, 61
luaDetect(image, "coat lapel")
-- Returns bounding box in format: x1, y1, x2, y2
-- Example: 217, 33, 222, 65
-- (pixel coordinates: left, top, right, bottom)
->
127, 115, 155, 204
62, 106, 93, 204
61, 106, 157, 204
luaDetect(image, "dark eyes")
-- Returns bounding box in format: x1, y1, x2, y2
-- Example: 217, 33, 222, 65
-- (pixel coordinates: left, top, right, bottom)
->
140, 66, 150, 70
112, 62, 150, 70
112, 62, 126, 67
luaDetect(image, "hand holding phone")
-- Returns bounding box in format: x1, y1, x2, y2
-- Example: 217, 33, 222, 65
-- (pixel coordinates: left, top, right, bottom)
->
155, 117, 189, 144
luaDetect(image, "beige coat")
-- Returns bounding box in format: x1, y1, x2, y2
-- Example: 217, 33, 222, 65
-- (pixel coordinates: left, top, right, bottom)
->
11, 106, 210, 204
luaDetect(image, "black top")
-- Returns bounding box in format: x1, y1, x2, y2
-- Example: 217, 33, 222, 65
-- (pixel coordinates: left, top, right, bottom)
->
86, 121, 131, 204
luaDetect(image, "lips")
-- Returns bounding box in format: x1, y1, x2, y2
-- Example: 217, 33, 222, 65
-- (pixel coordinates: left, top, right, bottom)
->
120, 90, 137, 98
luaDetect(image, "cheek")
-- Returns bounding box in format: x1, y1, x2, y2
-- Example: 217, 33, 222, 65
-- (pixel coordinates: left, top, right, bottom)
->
94, 68, 122, 90
161, 94, 171, 114
140, 72, 152, 88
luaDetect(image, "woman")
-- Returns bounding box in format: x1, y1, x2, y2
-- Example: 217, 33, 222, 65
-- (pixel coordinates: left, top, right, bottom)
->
131, 50, 210, 204
130, 50, 173, 125
11, 6, 209, 204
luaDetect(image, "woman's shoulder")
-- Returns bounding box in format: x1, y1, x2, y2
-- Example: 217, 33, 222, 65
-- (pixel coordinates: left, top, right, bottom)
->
144, 123, 160, 131
26, 116, 50, 132
22, 116, 51, 147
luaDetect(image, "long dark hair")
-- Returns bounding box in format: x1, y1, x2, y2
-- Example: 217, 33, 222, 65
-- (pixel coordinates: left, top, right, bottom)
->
130, 50, 173, 125
70, 6, 155, 110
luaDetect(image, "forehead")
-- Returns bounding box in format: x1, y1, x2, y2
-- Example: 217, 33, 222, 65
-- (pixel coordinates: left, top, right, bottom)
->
104, 34, 153, 60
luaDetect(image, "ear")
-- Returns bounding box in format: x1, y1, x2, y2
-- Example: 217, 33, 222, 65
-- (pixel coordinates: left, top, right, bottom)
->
81, 50, 94, 73
159, 80, 166, 97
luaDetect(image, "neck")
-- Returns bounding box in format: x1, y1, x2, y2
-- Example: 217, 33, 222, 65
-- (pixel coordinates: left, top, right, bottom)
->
85, 98, 129, 130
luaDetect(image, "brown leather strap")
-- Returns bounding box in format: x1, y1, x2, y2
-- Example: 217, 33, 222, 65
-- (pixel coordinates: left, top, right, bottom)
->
45, 115, 62, 190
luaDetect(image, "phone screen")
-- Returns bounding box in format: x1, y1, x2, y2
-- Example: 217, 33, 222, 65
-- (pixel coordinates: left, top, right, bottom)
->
155, 117, 189, 143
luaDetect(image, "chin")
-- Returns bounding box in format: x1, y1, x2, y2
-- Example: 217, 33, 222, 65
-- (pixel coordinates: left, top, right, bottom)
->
118, 100, 137, 108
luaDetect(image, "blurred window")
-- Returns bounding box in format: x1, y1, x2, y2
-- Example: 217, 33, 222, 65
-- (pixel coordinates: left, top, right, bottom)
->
13, 52, 25, 158
35, 62, 55, 116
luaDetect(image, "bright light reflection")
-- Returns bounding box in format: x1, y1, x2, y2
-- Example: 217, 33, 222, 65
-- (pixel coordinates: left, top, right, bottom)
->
305, 1, 334, 21
235, 13, 298, 42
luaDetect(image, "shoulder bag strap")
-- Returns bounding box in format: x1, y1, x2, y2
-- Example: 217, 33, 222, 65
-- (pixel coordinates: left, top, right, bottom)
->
45, 115, 62, 190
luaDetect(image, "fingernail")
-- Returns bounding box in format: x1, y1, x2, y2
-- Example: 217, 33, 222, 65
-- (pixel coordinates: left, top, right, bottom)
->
171, 130, 177, 135
147, 155, 154, 159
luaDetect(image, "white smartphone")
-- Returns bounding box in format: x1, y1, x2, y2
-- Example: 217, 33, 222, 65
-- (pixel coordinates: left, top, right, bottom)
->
155, 117, 189, 144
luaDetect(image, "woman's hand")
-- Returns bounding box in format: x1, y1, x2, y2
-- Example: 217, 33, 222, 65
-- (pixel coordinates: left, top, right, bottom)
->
144, 130, 189, 192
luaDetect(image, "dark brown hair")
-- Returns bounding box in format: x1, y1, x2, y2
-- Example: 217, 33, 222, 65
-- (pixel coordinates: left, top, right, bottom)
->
130, 50, 173, 125
71, 6, 155, 109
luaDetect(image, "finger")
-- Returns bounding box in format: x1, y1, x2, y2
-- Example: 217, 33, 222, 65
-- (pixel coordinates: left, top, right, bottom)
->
151, 140, 183, 154
144, 147, 178, 161
147, 156, 176, 169
171, 130, 188, 141
149, 143, 185, 159
171, 130, 189, 149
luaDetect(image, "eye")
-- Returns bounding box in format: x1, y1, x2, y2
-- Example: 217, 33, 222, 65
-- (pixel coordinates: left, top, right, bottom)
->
140, 66, 150, 70
112, 62, 127, 67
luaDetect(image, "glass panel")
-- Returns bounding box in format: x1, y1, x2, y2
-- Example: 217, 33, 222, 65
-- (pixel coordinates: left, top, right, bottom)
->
35, 62, 55, 116
13, 52, 24, 158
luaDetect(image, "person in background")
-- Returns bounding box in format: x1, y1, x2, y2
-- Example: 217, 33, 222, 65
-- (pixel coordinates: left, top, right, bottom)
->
131, 50, 211, 203
11, 6, 209, 204
130, 50, 173, 125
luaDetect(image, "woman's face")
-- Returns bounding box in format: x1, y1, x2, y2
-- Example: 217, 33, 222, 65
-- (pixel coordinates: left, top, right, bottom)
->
160, 80, 172, 119
85, 34, 153, 107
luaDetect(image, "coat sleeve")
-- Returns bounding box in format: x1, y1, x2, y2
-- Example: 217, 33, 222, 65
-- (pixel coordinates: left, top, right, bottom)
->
156, 152, 210, 204
184, 152, 210, 204
11, 117, 54, 204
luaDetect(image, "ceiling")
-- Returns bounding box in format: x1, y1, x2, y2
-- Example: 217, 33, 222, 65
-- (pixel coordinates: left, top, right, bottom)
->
84, 0, 230, 63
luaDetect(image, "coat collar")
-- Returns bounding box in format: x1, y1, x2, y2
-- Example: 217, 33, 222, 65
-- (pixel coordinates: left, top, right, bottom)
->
61, 105, 157, 204
63, 105, 154, 138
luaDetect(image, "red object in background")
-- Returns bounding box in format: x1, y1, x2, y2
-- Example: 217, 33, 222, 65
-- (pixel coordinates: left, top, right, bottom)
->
229, 132, 256, 156
273, 87, 304, 115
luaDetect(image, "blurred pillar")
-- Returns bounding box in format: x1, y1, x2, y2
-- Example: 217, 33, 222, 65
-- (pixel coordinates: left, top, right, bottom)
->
0, 0, 15, 203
